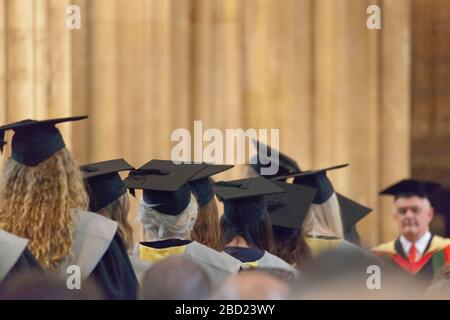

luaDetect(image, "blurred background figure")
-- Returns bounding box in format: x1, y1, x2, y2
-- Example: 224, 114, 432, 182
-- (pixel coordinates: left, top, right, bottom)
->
0, 271, 104, 300
211, 270, 290, 300
425, 265, 450, 300
373, 180, 450, 287
293, 249, 423, 300
140, 256, 211, 300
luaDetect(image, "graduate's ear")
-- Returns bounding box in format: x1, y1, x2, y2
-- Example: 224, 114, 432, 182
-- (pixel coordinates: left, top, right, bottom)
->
427, 204, 434, 222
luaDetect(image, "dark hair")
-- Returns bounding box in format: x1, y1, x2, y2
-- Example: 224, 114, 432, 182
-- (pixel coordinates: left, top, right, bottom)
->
272, 226, 311, 268
220, 211, 274, 252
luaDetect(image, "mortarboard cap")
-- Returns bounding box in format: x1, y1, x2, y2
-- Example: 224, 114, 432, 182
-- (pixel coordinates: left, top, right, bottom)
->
379, 179, 441, 199
0, 116, 88, 166
188, 164, 234, 208
266, 181, 317, 231
273, 164, 349, 204
250, 139, 300, 180
124, 160, 207, 216
81, 159, 134, 212
213, 176, 285, 227
337, 193, 372, 233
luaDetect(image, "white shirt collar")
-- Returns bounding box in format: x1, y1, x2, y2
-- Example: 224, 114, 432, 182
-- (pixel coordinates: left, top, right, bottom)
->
399, 231, 432, 256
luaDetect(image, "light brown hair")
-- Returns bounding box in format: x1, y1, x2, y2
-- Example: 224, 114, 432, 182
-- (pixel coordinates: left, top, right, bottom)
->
191, 199, 221, 250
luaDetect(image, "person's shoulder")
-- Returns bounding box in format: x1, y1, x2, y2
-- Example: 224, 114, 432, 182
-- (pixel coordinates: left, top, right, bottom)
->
187, 241, 240, 264
71, 209, 118, 240
429, 235, 450, 252
371, 239, 397, 255
260, 251, 297, 273
0, 229, 29, 281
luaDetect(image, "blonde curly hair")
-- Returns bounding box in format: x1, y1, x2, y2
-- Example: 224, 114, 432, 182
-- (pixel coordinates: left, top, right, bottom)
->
0, 148, 89, 270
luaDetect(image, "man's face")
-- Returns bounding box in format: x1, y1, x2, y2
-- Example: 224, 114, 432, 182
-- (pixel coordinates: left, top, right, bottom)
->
393, 196, 434, 241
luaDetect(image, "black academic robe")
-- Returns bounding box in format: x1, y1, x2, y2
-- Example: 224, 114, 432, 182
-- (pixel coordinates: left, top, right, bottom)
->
2, 248, 43, 283
372, 235, 450, 286
89, 233, 138, 300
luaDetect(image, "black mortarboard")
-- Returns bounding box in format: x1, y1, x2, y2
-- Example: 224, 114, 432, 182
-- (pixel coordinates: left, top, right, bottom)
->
266, 181, 317, 230
337, 193, 372, 233
124, 160, 207, 216
250, 139, 300, 180
0, 116, 88, 166
188, 164, 234, 208
213, 176, 285, 227
273, 164, 349, 204
81, 159, 134, 212
379, 179, 441, 199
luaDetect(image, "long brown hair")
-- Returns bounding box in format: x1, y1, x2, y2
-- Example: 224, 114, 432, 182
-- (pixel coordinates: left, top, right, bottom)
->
0, 148, 89, 270
190, 199, 221, 250
272, 226, 311, 268
98, 194, 134, 251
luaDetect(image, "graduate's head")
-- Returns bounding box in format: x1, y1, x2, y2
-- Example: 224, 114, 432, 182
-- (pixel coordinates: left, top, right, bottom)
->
219, 198, 274, 252
393, 196, 434, 242
267, 181, 316, 267
188, 164, 233, 251
302, 193, 344, 239
124, 160, 211, 240
214, 177, 284, 252
380, 179, 439, 242
138, 194, 198, 241
0, 116, 89, 270
273, 164, 348, 239
82, 159, 134, 250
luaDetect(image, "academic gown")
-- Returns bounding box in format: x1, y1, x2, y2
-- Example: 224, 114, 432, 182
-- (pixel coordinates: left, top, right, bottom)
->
57, 209, 138, 300
223, 246, 298, 275
344, 226, 362, 246
2, 212, 138, 299
0, 229, 41, 282
89, 232, 138, 300
372, 235, 450, 286
135, 239, 242, 288
305, 235, 382, 272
